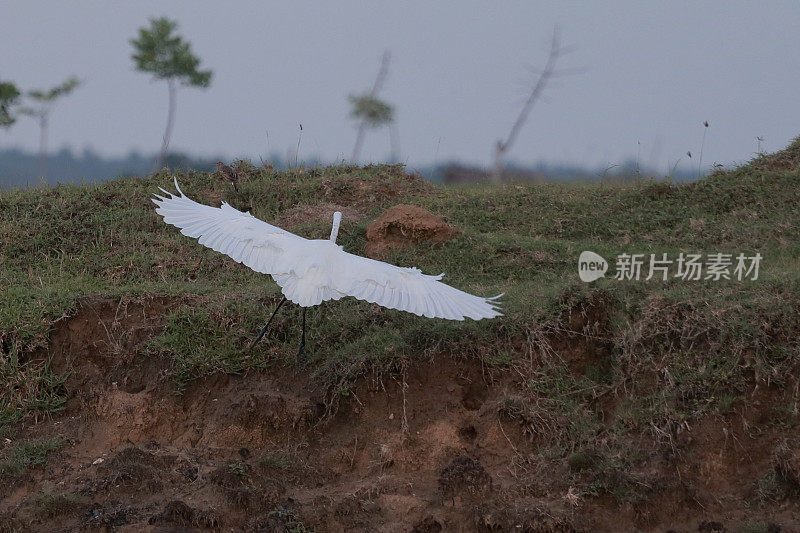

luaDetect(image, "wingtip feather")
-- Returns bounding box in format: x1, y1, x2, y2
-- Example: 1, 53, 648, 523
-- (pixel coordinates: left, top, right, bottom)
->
173, 176, 184, 197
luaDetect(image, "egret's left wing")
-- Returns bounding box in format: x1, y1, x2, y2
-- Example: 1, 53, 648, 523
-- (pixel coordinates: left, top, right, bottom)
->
327, 249, 503, 321
152, 178, 307, 275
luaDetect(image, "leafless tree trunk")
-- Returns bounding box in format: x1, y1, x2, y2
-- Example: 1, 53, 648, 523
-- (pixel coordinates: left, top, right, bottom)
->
38, 113, 48, 179
154, 78, 177, 172
492, 29, 569, 183
389, 122, 400, 163
351, 51, 390, 163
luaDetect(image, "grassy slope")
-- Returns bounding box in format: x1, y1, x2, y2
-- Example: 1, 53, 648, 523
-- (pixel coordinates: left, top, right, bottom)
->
1, 142, 799, 505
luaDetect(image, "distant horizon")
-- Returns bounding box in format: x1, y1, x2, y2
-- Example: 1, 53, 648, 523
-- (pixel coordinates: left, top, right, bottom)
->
4, 141, 727, 170
0, 142, 715, 189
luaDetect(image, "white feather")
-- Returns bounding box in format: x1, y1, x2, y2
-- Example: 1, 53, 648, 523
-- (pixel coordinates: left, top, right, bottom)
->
153, 179, 502, 320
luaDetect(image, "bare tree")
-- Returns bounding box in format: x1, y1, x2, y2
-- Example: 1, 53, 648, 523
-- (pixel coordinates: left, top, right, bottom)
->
491, 28, 576, 183
349, 51, 394, 163
20, 76, 81, 179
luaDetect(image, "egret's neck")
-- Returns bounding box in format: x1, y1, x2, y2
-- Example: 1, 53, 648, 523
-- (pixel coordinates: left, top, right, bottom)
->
329, 211, 342, 243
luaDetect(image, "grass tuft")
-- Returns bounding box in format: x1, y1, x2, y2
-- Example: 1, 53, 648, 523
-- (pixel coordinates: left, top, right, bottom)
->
31, 490, 80, 519
0, 437, 65, 480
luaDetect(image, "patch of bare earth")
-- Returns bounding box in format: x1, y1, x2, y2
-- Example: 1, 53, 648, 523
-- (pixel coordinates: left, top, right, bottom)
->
0, 297, 797, 531
276, 203, 362, 232
319, 166, 432, 210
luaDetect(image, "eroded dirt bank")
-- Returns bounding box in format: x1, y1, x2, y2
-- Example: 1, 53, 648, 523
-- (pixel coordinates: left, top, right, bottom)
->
1, 297, 797, 532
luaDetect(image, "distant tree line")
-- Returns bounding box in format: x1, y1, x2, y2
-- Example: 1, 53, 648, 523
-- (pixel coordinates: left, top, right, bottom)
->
0, 146, 698, 189
0, 147, 218, 188
434, 160, 699, 185
0, 146, 334, 188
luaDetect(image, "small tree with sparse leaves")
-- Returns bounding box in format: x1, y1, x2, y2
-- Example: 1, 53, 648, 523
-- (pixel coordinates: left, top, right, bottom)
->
131, 17, 212, 172
0, 78, 21, 128
19, 76, 81, 178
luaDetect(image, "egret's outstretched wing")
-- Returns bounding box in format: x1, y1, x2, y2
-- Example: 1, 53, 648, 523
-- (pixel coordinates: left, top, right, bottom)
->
154, 179, 502, 320
152, 178, 306, 275
326, 250, 503, 321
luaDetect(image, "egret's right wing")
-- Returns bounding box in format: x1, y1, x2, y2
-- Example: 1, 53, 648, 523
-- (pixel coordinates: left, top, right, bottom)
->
152, 178, 307, 275
329, 250, 503, 321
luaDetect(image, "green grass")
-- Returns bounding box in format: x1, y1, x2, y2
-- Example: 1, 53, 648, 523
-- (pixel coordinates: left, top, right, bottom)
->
260, 453, 296, 471
1, 140, 800, 476
738, 520, 777, 533
30, 490, 80, 519
0, 437, 65, 480
227, 460, 250, 479
268, 506, 312, 533
0, 353, 66, 430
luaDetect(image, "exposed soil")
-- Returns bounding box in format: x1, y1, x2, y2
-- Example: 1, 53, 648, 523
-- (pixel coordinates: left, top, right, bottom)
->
319, 166, 432, 210
1, 297, 798, 531
276, 204, 362, 232
365, 205, 457, 259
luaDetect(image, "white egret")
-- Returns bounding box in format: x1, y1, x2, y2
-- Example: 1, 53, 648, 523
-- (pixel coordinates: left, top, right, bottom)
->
152, 178, 502, 355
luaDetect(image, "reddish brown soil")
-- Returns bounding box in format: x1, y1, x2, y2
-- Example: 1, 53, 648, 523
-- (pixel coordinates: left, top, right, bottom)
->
0, 297, 797, 531
365, 205, 457, 259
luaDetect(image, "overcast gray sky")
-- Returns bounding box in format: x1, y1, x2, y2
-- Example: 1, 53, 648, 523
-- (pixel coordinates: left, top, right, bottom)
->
1, 1, 799, 174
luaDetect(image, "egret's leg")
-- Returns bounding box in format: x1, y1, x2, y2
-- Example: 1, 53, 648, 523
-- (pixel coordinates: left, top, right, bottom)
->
297, 308, 307, 357
249, 296, 287, 349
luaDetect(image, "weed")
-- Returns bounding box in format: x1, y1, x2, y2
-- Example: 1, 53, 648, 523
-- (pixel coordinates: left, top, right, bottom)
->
260, 453, 294, 471
737, 520, 780, 533
758, 439, 800, 502
567, 450, 594, 471
0, 437, 65, 480
268, 506, 311, 533
715, 393, 738, 416
31, 490, 80, 518
228, 460, 250, 479
568, 448, 653, 505
481, 349, 514, 367
0, 352, 66, 431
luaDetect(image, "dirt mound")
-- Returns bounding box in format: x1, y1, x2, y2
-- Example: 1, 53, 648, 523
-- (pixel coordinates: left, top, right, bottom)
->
149, 500, 220, 528
438, 456, 492, 504
365, 204, 458, 259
